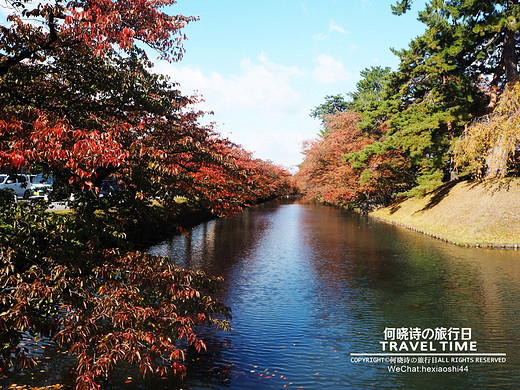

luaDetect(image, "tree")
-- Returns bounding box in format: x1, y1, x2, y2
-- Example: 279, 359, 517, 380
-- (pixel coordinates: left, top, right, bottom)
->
310, 94, 350, 136
0, 1, 293, 388
0, 0, 195, 77
386, 0, 520, 191
301, 67, 411, 206
300, 1, 520, 207
0, 0, 194, 188
295, 112, 375, 206
348, 67, 392, 111
346, 0, 519, 197
311, 67, 395, 137
0, 0, 292, 216
453, 81, 520, 178
393, 0, 520, 110
347, 66, 396, 134
0, 198, 231, 389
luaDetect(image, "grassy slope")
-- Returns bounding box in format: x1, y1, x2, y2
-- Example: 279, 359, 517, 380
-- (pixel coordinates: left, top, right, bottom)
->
370, 179, 520, 247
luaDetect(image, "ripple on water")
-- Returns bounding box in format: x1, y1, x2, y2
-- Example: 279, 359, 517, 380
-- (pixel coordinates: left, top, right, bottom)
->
149, 202, 520, 389
5, 200, 518, 389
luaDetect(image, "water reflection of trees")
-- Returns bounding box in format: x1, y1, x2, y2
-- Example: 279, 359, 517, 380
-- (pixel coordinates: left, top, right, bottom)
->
148, 200, 288, 278
148, 200, 520, 389
145, 200, 291, 389
297, 204, 520, 388
301, 204, 520, 330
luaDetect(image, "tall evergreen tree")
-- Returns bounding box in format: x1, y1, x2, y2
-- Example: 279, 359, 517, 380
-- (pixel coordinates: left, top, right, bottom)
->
302, 1, 520, 207
310, 94, 350, 136
357, 0, 520, 194
347, 66, 396, 135
393, 0, 520, 109
310, 94, 350, 122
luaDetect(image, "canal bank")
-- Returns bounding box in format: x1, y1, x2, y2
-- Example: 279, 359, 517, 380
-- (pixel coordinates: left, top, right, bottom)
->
369, 179, 520, 248
4, 198, 520, 389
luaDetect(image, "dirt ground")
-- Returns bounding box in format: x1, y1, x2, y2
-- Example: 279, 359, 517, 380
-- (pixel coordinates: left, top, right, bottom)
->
370, 179, 520, 246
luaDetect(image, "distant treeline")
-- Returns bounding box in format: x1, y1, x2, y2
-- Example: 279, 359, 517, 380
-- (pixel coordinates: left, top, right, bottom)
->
296, 1, 520, 209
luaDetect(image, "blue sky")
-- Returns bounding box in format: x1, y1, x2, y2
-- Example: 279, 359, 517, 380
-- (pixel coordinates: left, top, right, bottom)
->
2, 0, 426, 171
154, 1, 427, 171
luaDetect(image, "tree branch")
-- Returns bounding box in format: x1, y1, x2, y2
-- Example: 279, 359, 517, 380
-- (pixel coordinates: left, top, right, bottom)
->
0, 10, 59, 77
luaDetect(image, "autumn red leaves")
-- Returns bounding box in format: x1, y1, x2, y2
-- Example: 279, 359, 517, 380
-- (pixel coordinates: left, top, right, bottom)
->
295, 112, 408, 208
0, 0, 293, 214
0, 1, 293, 389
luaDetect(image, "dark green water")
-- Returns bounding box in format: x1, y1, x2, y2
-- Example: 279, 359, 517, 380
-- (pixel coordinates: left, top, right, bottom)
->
145, 198, 520, 389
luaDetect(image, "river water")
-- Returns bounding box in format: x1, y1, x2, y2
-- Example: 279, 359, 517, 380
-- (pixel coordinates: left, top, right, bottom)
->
3, 198, 517, 389
143, 198, 520, 390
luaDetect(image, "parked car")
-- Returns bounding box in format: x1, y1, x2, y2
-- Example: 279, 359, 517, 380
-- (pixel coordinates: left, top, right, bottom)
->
0, 174, 32, 200
99, 176, 124, 197
29, 173, 54, 200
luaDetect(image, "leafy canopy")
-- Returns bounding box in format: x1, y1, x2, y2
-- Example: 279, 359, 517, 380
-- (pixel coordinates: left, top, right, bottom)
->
0, 0, 294, 389
300, 0, 520, 206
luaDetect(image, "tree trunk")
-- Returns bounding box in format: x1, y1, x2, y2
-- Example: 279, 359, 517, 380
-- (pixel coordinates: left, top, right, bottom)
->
486, 80, 500, 112
502, 27, 519, 82
504, 0, 519, 82
487, 4, 518, 112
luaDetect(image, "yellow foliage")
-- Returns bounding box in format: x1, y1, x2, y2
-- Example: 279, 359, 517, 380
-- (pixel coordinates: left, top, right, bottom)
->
453, 81, 520, 178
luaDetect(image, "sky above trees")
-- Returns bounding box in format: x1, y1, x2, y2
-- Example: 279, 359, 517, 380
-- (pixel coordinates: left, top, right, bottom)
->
151, 0, 426, 170
0, 0, 425, 170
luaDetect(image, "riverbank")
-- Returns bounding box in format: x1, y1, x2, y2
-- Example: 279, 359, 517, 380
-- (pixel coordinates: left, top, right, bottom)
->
369, 179, 520, 248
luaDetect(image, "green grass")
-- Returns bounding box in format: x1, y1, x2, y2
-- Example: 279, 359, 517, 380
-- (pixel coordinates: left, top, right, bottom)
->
370, 179, 520, 247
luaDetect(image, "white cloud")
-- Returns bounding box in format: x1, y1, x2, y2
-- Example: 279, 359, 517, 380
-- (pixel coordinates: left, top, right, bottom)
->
257, 51, 306, 78
313, 19, 348, 42
329, 20, 348, 34
313, 33, 328, 41
312, 54, 352, 84
152, 54, 319, 169
155, 53, 304, 115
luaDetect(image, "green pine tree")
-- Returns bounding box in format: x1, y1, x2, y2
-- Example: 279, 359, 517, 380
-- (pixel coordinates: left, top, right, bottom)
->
351, 0, 520, 196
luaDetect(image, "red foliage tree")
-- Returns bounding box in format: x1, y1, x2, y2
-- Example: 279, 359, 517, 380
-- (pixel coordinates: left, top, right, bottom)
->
295, 112, 374, 206
0, 1, 293, 388
0, 0, 292, 214
0, 199, 231, 389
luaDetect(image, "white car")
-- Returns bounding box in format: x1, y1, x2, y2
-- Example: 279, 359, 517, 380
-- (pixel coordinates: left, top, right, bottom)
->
0, 174, 32, 200
29, 173, 54, 200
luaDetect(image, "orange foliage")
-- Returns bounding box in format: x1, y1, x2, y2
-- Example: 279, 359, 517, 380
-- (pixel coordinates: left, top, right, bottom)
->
295, 112, 374, 206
